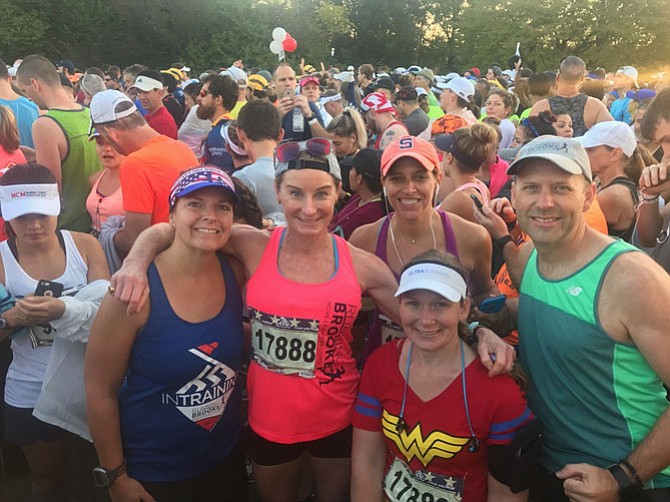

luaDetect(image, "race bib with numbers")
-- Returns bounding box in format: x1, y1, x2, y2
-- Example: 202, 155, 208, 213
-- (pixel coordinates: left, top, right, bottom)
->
380, 314, 405, 345
384, 458, 464, 502
250, 308, 319, 378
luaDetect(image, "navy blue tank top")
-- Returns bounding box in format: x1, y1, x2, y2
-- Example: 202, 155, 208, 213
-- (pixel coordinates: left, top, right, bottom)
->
119, 254, 244, 482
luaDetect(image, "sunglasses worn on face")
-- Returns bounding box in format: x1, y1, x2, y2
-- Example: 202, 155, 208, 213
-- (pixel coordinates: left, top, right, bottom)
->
199, 89, 210, 98
275, 138, 331, 163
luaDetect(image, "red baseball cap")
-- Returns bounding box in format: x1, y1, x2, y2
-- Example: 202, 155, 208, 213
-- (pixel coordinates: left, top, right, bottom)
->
300, 76, 320, 87
380, 136, 439, 177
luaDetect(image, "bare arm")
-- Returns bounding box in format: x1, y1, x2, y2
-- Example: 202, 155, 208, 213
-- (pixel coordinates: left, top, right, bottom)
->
110, 223, 174, 313
349, 244, 400, 324
33, 117, 65, 189
529, 99, 550, 117
85, 295, 155, 501
351, 428, 386, 502
378, 126, 405, 150
487, 474, 528, 502
113, 212, 152, 257
558, 253, 670, 498
637, 161, 670, 247
636, 200, 670, 247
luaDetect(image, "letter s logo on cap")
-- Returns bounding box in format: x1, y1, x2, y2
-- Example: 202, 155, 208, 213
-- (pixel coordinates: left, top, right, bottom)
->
399, 137, 414, 149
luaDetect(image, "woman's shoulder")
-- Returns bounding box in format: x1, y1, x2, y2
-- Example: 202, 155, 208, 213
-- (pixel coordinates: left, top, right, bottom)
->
349, 216, 386, 252
69, 230, 102, 252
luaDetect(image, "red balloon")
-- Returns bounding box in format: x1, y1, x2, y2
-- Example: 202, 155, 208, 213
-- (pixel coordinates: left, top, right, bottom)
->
282, 35, 298, 52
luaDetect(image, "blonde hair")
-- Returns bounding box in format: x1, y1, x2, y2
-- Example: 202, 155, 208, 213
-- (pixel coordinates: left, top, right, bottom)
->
0, 106, 20, 153
326, 107, 367, 150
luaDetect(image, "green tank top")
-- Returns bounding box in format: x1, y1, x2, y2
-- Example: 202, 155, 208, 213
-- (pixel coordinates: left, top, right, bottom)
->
46, 107, 101, 232
519, 240, 670, 488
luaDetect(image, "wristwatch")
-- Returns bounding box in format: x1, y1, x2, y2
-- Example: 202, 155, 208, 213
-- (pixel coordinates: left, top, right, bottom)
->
92, 461, 127, 488
607, 461, 643, 495
0, 315, 8, 329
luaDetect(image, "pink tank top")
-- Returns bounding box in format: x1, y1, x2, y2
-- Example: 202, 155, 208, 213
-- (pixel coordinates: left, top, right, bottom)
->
246, 228, 362, 444
86, 171, 124, 232
455, 179, 490, 206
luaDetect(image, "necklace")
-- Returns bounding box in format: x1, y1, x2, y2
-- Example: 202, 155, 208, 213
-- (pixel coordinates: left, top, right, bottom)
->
389, 210, 438, 266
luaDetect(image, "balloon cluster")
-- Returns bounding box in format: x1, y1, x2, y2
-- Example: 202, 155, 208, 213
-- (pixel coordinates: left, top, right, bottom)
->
269, 27, 297, 55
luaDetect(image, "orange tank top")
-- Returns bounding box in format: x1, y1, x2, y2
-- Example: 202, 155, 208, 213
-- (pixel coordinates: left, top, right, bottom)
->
246, 228, 362, 444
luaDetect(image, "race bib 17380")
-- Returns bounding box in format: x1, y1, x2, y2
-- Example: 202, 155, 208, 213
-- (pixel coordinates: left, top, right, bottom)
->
383, 458, 464, 502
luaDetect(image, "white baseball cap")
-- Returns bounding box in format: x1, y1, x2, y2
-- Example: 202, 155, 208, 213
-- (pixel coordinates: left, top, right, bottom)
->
0, 183, 61, 221
616, 66, 639, 88
395, 262, 468, 302
507, 136, 593, 182
575, 121, 637, 158
436, 76, 475, 103
89, 90, 138, 127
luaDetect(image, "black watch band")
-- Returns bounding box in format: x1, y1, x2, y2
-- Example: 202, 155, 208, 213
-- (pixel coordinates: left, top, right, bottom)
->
494, 234, 514, 250
92, 461, 127, 488
607, 461, 643, 494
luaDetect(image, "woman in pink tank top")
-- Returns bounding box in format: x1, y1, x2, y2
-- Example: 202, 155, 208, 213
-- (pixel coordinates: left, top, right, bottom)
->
86, 130, 123, 235
112, 138, 516, 502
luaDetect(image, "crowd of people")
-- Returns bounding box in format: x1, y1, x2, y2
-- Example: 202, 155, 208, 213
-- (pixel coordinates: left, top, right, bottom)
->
0, 50, 668, 502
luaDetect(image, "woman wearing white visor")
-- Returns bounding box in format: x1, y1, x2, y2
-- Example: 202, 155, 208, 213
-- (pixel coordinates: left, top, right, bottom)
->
0, 163, 108, 502
352, 250, 535, 502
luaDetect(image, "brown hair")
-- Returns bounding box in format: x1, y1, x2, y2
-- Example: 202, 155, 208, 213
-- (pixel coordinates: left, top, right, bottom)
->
0, 106, 20, 152
487, 89, 514, 118
16, 54, 60, 88
451, 123, 499, 173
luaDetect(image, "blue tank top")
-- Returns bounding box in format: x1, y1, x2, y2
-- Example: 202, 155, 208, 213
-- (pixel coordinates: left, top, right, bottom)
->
119, 254, 244, 482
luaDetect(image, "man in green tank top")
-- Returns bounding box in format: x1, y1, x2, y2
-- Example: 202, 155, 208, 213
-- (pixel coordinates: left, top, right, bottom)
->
16, 55, 101, 232
477, 136, 670, 501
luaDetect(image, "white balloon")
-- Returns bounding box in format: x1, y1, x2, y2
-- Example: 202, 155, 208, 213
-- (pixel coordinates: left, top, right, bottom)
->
269, 40, 283, 54
272, 27, 287, 42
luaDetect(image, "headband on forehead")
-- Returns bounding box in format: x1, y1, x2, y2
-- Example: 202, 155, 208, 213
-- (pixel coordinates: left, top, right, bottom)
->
320, 93, 342, 105
395, 262, 468, 302
0, 183, 61, 221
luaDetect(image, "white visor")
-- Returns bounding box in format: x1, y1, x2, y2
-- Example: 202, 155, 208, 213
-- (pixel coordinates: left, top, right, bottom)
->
0, 183, 61, 221
395, 263, 467, 302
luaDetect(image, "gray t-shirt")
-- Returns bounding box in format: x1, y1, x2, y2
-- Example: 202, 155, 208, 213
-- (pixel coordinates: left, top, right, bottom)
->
232, 157, 284, 223
402, 107, 430, 137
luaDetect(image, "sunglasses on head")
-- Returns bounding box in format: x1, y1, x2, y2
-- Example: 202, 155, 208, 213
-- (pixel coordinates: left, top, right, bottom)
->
275, 138, 332, 163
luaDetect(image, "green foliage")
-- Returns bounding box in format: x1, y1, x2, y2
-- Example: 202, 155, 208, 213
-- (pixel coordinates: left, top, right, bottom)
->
1, 0, 668, 74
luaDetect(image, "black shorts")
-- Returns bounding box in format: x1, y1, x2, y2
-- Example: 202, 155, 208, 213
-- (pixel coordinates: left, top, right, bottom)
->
141, 444, 248, 502
244, 425, 352, 466
3, 403, 65, 445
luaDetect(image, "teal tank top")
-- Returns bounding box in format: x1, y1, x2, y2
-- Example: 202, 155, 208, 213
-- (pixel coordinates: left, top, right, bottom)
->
519, 240, 670, 488
46, 107, 101, 232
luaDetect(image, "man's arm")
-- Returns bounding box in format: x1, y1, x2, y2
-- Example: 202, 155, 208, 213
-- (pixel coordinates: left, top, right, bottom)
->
113, 212, 152, 257
589, 97, 614, 126
637, 160, 670, 247
32, 117, 66, 188
378, 125, 406, 150
529, 98, 550, 117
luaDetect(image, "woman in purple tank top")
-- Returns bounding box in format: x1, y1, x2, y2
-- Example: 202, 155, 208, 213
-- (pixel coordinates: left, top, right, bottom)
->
350, 136, 501, 353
